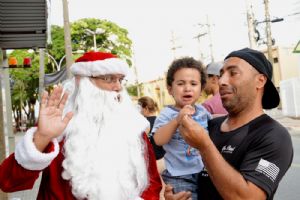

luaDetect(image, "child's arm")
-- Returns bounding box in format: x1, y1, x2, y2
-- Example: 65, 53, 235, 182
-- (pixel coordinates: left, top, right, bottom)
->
153, 118, 179, 146
154, 105, 195, 146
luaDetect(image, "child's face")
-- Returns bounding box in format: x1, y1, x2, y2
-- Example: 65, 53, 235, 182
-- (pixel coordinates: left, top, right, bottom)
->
168, 68, 202, 109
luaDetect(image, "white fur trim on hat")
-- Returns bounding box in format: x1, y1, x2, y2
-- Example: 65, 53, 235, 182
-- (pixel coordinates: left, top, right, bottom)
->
14, 127, 59, 170
71, 58, 129, 77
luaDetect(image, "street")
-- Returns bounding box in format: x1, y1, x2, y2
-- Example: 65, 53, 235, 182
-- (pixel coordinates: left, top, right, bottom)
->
274, 133, 300, 200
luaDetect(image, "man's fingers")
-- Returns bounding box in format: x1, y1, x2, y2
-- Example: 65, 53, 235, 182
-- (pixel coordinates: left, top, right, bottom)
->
48, 86, 63, 107
179, 115, 194, 139
164, 184, 173, 193
58, 92, 69, 111
164, 184, 174, 200
170, 191, 192, 200
47, 88, 57, 107
164, 184, 191, 200
62, 112, 73, 125
40, 91, 49, 109
53, 86, 63, 107
180, 114, 192, 127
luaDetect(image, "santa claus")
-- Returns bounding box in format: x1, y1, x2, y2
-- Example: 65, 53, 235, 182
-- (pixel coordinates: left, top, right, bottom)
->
0, 51, 162, 200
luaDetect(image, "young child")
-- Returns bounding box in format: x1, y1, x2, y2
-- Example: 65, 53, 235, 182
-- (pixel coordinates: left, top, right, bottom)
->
152, 57, 212, 199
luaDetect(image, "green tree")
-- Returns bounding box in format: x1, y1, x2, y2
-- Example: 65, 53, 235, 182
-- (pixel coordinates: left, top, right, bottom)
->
47, 25, 66, 72
47, 18, 133, 72
71, 18, 133, 66
9, 50, 39, 130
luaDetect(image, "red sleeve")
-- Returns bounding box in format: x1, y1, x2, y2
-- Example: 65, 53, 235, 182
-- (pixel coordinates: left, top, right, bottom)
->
141, 132, 162, 200
0, 153, 40, 192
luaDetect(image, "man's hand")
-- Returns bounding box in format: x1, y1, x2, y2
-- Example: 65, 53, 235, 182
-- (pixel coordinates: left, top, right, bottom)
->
34, 86, 73, 151
178, 115, 207, 150
176, 105, 195, 123
164, 184, 192, 200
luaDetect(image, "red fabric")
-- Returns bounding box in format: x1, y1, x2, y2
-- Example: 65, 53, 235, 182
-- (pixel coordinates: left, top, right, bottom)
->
0, 133, 162, 199
141, 133, 163, 200
75, 51, 117, 63
0, 153, 40, 192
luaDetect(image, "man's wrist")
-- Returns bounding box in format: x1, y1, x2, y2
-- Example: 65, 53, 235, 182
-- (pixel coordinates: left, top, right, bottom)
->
197, 132, 213, 154
33, 130, 53, 152
15, 127, 60, 170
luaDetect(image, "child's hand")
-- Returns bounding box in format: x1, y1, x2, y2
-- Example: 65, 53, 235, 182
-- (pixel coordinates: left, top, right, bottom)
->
176, 105, 195, 124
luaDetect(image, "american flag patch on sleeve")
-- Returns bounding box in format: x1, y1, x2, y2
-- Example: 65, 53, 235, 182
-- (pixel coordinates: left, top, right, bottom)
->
255, 158, 280, 182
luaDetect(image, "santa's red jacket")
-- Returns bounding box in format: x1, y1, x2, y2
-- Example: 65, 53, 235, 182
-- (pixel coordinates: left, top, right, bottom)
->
0, 129, 162, 200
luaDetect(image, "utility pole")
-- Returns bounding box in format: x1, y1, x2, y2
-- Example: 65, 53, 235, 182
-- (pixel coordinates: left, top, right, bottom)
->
170, 31, 182, 59
194, 18, 215, 62
39, 49, 45, 99
62, 0, 73, 78
245, 0, 257, 49
0, 50, 14, 154
194, 32, 207, 61
264, 0, 274, 66
133, 64, 141, 98
0, 49, 9, 200
206, 15, 215, 62
132, 48, 141, 98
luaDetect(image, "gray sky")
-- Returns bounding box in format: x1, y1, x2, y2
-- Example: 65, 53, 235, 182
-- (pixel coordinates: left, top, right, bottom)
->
50, 0, 300, 82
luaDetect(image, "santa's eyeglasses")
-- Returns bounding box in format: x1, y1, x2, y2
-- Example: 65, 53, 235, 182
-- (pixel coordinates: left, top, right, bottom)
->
91, 75, 127, 84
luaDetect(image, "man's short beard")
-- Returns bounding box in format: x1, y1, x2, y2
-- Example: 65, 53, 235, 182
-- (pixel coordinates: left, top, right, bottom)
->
60, 77, 149, 200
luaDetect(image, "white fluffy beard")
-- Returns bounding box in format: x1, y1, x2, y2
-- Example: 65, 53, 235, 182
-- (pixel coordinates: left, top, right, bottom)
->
61, 77, 149, 200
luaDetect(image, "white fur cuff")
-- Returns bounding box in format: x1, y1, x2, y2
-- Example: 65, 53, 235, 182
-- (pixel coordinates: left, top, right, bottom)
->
15, 127, 59, 170
71, 58, 129, 77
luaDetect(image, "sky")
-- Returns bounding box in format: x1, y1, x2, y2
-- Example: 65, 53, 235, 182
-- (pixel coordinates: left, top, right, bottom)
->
49, 0, 300, 83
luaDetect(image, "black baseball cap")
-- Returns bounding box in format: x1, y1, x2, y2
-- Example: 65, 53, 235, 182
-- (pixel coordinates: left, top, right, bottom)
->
225, 48, 280, 109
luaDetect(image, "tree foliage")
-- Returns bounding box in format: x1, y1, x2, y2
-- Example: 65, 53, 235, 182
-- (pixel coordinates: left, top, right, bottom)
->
9, 18, 134, 130
9, 50, 39, 130
47, 18, 133, 72
71, 18, 133, 66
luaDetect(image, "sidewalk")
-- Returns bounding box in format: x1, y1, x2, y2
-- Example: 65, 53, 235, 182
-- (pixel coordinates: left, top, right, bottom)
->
265, 108, 300, 135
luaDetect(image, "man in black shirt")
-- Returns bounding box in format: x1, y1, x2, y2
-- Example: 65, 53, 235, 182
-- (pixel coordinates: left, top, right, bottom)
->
164, 48, 293, 200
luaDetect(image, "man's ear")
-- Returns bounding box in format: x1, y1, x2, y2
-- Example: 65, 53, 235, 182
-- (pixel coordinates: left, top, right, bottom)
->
256, 74, 267, 90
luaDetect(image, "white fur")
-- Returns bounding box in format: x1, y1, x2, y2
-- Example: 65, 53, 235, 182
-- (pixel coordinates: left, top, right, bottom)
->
14, 127, 59, 170
71, 58, 129, 77
61, 78, 149, 200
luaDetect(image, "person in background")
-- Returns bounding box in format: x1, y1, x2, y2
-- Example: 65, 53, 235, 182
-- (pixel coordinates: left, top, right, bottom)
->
202, 61, 228, 116
152, 57, 212, 200
138, 96, 159, 135
138, 96, 166, 161
138, 96, 167, 200
0, 51, 162, 200
164, 48, 293, 200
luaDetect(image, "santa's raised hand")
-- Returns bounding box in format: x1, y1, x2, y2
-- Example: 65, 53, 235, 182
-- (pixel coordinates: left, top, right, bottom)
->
33, 86, 73, 152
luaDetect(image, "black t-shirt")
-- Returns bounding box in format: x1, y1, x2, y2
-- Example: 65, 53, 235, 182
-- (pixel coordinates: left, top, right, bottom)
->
146, 116, 156, 133
198, 114, 293, 200
147, 116, 166, 160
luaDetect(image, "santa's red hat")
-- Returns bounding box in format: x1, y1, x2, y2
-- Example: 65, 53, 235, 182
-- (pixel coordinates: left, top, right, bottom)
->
70, 51, 129, 76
